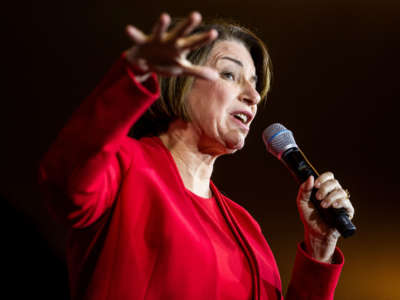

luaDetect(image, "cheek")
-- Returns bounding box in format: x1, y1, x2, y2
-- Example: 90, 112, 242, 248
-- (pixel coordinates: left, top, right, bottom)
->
187, 80, 236, 135
190, 81, 226, 115
205, 82, 233, 114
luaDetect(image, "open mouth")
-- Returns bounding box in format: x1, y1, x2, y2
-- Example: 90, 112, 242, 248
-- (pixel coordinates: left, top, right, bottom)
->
233, 113, 249, 124
231, 110, 253, 126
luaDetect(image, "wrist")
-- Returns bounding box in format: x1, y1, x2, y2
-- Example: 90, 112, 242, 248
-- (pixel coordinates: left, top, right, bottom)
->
305, 231, 339, 263
123, 49, 152, 83
123, 48, 150, 75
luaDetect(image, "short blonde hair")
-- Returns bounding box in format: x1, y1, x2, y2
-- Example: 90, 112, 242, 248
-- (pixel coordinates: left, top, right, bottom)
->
130, 18, 272, 138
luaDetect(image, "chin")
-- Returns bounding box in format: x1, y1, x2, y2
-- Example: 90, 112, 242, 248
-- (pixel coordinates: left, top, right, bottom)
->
205, 130, 247, 155
225, 136, 246, 152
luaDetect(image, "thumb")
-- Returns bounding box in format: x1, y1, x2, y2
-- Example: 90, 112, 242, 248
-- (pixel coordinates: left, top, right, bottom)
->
298, 175, 314, 203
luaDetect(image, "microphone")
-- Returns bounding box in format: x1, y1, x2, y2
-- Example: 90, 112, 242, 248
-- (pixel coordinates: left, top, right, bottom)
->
262, 123, 356, 238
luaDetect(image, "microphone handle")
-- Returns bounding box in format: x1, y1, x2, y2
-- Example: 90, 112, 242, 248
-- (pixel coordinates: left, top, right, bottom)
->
281, 148, 356, 238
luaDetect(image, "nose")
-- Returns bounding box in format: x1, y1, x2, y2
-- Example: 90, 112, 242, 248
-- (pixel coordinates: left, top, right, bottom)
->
239, 80, 261, 106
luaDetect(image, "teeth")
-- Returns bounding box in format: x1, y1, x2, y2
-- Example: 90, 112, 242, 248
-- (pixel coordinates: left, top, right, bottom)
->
235, 113, 248, 123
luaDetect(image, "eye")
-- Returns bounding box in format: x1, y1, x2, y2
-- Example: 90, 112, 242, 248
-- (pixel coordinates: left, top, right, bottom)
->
221, 71, 235, 81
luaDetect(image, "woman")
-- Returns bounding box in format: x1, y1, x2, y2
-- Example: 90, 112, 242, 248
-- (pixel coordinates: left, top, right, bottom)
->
39, 11, 354, 300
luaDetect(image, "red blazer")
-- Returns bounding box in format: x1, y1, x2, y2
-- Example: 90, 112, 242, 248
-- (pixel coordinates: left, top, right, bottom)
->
38, 54, 344, 300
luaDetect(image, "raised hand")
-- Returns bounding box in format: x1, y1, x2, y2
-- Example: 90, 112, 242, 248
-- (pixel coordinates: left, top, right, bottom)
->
124, 12, 219, 80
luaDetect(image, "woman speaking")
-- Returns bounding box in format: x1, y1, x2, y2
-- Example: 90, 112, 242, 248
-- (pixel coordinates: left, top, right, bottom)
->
38, 11, 355, 300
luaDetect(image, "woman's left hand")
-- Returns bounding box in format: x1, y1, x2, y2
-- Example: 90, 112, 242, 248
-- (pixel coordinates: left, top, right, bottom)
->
296, 172, 355, 263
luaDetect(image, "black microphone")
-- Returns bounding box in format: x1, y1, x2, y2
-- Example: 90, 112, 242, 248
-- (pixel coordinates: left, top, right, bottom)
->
262, 123, 356, 238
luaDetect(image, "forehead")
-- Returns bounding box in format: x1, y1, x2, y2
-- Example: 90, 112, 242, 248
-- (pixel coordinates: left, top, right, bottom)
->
207, 40, 255, 73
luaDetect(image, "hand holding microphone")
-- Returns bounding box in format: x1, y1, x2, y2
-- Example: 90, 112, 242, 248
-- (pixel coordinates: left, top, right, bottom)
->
262, 124, 356, 260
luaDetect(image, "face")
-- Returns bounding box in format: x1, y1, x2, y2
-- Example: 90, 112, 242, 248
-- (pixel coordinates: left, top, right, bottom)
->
186, 39, 261, 154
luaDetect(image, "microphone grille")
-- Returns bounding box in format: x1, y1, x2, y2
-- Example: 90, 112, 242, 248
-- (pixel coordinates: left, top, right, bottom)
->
262, 123, 298, 159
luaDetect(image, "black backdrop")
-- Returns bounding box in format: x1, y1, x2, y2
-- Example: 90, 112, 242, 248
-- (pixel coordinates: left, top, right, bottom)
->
6, 1, 400, 299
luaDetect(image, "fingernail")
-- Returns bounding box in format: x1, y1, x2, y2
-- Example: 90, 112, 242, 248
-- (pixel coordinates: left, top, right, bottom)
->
321, 201, 327, 208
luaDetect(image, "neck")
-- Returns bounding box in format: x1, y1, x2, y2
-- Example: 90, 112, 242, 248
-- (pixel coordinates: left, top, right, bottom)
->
159, 120, 220, 198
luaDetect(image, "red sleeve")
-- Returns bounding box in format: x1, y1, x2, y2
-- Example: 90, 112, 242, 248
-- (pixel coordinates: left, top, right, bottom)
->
285, 242, 344, 300
38, 53, 160, 228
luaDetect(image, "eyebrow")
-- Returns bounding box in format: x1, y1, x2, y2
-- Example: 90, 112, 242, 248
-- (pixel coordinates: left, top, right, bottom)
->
220, 56, 258, 83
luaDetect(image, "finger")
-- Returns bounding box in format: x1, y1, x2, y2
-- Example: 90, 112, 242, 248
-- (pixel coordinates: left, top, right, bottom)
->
126, 25, 147, 45
169, 11, 202, 40
150, 65, 184, 77
316, 178, 341, 200
304, 175, 315, 192
314, 171, 334, 188
345, 201, 355, 220
152, 13, 171, 41
298, 175, 314, 202
320, 188, 347, 208
332, 198, 355, 220
177, 29, 218, 51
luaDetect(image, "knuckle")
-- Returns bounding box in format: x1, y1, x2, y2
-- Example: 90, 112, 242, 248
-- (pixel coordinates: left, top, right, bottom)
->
318, 185, 327, 195
333, 200, 341, 208
323, 171, 334, 179
331, 189, 341, 198
326, 178, 336, 186
324, 194, 333, 202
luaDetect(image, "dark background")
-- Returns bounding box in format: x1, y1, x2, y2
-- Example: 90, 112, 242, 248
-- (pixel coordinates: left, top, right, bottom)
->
6, 0, 399, 299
